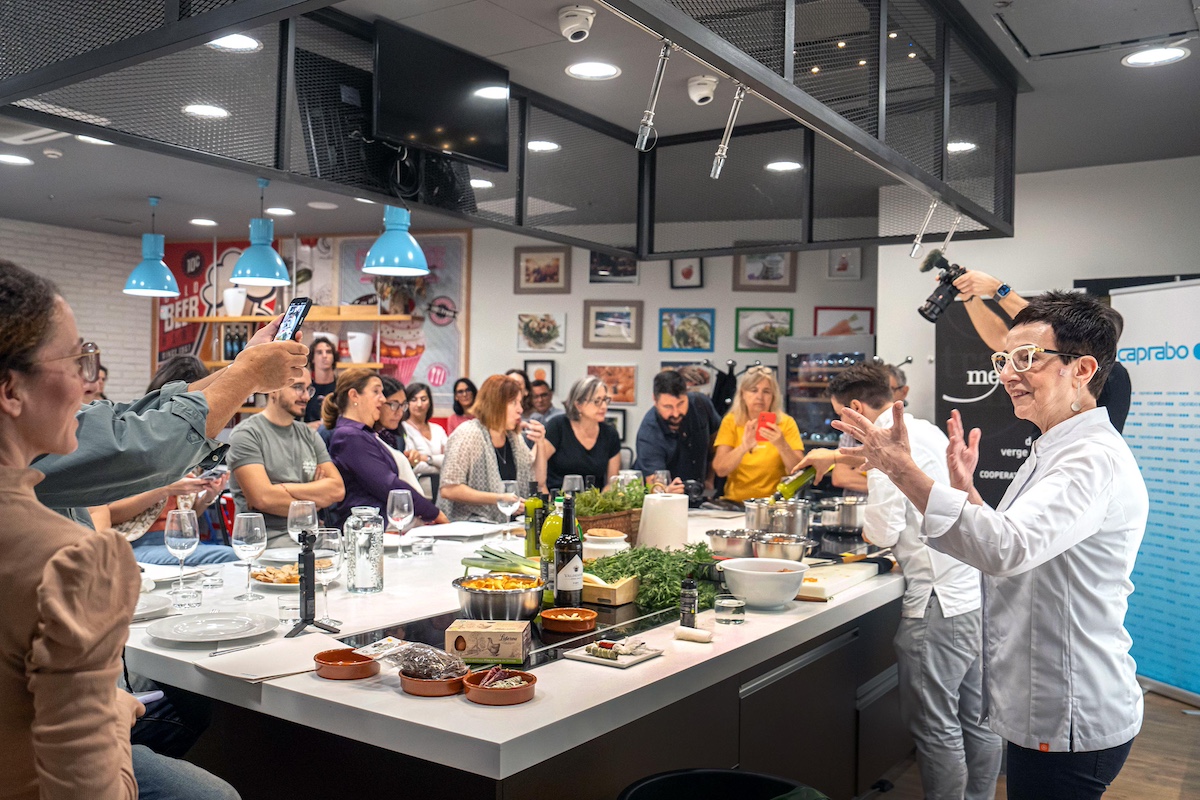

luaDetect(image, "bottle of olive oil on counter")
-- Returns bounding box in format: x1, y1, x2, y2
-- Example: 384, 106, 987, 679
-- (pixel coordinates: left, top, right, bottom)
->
774, 465, 819, 500
554, 494, 584, 608
524, 482, 545, 559
540, 497, 564, 605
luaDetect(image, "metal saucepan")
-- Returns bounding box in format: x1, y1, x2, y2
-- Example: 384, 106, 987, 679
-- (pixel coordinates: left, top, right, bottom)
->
817, 496, 867, 534
769, 499, 812, 538
744, 498, 773, 531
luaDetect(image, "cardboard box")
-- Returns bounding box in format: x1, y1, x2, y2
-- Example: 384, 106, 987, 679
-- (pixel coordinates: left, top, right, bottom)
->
444, 620, 532, 665
581, 575, 639, 607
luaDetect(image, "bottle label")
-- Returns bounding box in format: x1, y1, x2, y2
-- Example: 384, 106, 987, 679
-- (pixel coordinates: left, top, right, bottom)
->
556, 555, 584, 591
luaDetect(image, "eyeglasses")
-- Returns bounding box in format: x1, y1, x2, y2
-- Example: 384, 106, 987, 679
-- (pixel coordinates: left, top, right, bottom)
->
589, 396, 612, 406
35, 342, 101, 382
991, 345, 1085, 374
289, 383, 316, 399
383, 400, 409, 412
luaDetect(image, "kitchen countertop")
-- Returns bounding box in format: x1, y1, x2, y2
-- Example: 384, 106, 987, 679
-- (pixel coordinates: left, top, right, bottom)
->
125, 514, 903, 780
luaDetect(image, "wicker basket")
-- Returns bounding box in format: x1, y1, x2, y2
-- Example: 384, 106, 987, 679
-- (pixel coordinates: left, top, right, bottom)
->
578, 509, 643, 547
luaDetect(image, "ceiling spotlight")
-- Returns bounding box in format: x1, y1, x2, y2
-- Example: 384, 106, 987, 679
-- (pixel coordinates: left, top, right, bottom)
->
765, 161, 803, 172
858, 59, 868, 66
75, 134, 114, 145
837, 41, 846, 48
566, 61, 621, 80
183, 104, 229, 118
527, 140, 561, 152
947, 141, 978, 153
907, 52, 917, 58
888, 32, 898, 39
207, 34, 262, 51
0, 154, 33, 165
473, 86, 509, 100
810, 66, 820, 73
306, 201, 338, 210
355, 197, 376, 204
190, 218, 218, 226
470, 178, 494, 189
265, 207, 295, 216
1121, 46, 1190, 67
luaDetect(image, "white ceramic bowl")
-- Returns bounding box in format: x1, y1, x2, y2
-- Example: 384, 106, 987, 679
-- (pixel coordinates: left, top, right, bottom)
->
717, 558, 809, 609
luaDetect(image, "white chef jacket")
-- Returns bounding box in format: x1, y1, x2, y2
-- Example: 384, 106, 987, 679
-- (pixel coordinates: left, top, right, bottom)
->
921, 408, 1148, 752
864, 413, 981, 619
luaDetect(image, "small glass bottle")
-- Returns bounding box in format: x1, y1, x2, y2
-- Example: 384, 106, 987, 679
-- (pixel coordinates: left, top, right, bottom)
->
343, 506, 384, 593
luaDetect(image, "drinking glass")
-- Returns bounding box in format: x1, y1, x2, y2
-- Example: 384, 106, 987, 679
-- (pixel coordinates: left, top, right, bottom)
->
497, 480, 521, 539
714, 594, 747, 625
314, 527, 342, 626
164, 510, 199, 596
287, 500, 318, 545
562, 474, 584, 495
231, 512, 268, 601
387, 489, 414, 559
651, 470, 671, 493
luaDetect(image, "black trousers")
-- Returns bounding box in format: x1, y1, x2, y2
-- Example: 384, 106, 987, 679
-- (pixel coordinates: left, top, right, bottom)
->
1006, 739, 1134, 800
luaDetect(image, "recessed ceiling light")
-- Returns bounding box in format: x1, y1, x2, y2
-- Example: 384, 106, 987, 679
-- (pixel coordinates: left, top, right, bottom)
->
565, 61, 621, 80
355, 197, 376, 204
947, 141, 977, 153
837, 41, 846, 48
207, 34, 262, 52
810, 66, 820, 74
0, 154, 34, 166
765, 161, 803, 172
1121, 46, 1190, 67
306, 201, 338, 210
907, 52, 917, 58
473, 86, 509, 100
858, 59, 868, 66
888, 32, 898, 39
470, 178, 494, 189
190, 218, 218, 227
265, 207, 295, 216
183, 104, 229, 118
527, 140, 561, 152
75, 134, 114, 146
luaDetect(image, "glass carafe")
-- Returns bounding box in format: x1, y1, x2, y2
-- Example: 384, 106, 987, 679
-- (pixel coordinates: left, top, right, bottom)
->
343, 506, 384, 593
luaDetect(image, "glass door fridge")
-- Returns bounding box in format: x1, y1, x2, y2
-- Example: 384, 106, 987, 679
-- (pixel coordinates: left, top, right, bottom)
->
777, 335, 875, 450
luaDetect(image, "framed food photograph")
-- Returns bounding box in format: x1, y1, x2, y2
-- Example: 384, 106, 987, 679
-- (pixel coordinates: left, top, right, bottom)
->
604, 409, 627, 442
523, 359, 556, 391
589, 251, 639, 284
513, 246, 571, 294
735, 308, 794, 352
660, 360, 714, 390
670, 258, 703, 288
583, 300, 644, 350
733, 252, 797, 292
659, 308, 715, 353
587, 365, 637, 405
827, 247, 862, 280
814, 306, 874, 336
516, 312, 566, 353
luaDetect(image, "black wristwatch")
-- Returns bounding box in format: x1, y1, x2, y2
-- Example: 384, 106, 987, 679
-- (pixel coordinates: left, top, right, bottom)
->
995, 283, 1012, 298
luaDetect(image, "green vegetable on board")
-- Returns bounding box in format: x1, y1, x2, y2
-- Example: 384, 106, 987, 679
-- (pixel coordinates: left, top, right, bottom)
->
585, 542, 719, 611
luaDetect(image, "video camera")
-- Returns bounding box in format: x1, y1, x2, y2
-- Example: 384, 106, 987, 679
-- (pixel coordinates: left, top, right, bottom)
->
917, 249, 967, 323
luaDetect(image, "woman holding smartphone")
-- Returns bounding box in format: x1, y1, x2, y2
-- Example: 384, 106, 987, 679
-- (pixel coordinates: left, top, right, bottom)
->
712, 366, 804, 502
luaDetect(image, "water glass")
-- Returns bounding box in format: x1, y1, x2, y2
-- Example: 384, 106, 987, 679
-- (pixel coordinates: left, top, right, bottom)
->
650, 470, 671, 493
287, 500, 318, 545
410, 537, 435, 557
171, 586, 202, 610
714, 594, 747, 625
497, 480, 520, 539
562, 474, 584, 495
314, 527, 342, 626
232, 513, 268, 601
277, 595, 301, 626
164, 509, 199, 596
387, 489, 415, 559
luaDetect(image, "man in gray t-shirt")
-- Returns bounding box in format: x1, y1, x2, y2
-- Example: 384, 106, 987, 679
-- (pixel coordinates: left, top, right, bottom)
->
227, 373, 345, 547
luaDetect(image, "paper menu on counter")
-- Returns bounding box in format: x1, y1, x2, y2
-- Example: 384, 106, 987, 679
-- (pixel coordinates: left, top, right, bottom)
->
195, 633, 346, 683
417, 521, 516, 539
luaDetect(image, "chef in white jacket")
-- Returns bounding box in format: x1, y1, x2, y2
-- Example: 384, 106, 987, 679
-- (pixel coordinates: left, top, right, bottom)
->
835, 291, 1147, 800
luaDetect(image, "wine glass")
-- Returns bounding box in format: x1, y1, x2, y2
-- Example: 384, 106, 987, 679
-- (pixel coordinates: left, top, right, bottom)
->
562, 474, 584, 496
231, 513, 268, 601
651, 470, 671, 493
314, 527, 342, 626
387, 489, 414, 559
287, 500, 318, 546
497, 480, 521, 540
164, 509, 199, 596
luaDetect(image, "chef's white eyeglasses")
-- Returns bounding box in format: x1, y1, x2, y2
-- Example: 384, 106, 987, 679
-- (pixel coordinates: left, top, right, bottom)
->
35, 342, 101, 382
991, 344, 1084, 375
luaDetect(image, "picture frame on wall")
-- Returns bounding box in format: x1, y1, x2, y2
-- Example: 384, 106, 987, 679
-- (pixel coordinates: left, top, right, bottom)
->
735, 307, 794, 352
660, 360, 714, 390
604, 408, 627, 442
583, 300, 644, 349
659, 308, 715, 352
513, 246, 571, 294
587, 365, 637, 405
670, 258, 704, 288
814, 306, 874, 336
516, 312, 566, 353
589, 251, 639, 284
733, 252, 797, 292
523, 359, 556, 391
827, 248, 862, 281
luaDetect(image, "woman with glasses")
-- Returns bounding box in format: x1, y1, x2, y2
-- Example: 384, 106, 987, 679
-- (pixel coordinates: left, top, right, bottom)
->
712, 366, 804, 502
540, 375, 622, 492
374, 376, 427, 498
835, 291, 1147, 799
402, 381, 447, 496
447, 377, 477, 434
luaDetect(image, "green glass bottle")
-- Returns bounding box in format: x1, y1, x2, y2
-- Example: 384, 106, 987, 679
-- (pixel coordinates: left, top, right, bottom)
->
774, 465, 818, 500
524, 481, 545, 559
539, 497, 564, 605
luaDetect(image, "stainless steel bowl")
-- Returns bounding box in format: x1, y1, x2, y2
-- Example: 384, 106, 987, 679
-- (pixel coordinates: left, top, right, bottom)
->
752, 532, 816, 561
452, 573, 543, 621
707, 529, 759, 558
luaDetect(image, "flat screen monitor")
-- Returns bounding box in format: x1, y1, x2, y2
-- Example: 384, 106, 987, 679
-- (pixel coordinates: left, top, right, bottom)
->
373, 20, 510, 172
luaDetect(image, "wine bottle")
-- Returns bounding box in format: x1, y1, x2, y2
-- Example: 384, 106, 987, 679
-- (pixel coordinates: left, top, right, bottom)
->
554, 494, 583, 608
524, 481, 545, 559
539, 497, 563, 605
774, 465, 819, 500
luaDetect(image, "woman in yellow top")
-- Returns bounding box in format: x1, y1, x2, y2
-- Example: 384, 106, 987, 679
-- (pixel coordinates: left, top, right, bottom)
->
713, 366, 804, 501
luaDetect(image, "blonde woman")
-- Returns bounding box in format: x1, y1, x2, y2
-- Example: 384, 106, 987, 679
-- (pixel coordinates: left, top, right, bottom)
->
712, 366, 804, 501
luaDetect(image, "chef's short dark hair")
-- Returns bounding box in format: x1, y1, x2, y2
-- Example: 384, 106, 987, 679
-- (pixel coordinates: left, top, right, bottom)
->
1012, 291, 1119, 398
653, 370, 688, 399
827, 364, 894, 410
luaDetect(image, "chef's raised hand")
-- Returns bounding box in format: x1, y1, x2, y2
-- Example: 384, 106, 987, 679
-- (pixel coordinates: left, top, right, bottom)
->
833, 401, 911, 480
946, 409, 984, 504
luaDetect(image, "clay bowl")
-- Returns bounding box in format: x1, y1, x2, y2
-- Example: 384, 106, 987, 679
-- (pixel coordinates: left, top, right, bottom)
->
540, 607, 598, 634
313, 649, 380, 680
462, 670, 537, 706
399, 671, 466, 697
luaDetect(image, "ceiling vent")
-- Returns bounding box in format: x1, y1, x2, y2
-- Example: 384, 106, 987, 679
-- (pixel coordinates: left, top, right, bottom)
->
0, 118, 68, 145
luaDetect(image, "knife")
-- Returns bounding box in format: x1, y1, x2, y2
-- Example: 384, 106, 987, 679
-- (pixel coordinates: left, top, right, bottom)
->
208, 642, 267, 658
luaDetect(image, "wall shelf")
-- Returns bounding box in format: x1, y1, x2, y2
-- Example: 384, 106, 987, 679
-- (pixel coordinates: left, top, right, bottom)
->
178, 305, 412, 324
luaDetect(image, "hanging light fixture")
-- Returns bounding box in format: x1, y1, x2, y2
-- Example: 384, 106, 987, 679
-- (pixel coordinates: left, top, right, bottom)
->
124, 196, 180, 297
362, 206, 429, 276
230, 178, 290, 286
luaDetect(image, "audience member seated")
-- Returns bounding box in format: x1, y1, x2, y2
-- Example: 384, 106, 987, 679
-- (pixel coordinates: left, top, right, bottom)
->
634, 370, 720, 491
324, 369, 446, 530
0, 258, 239, 800
541, 376, 621, 491
447, 377, 477, 434
712, 366, 804, 502
304, 336, 338, 425
375, 376, 427, 498
438, 374, 544, 522
505, 369, 534, 419
528, 379, 564, 425
227, 371, 346, 547
402, 381, 447, 497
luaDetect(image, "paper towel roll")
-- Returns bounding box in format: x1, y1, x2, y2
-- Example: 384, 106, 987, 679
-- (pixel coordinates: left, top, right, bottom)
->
637, 493, 689, 550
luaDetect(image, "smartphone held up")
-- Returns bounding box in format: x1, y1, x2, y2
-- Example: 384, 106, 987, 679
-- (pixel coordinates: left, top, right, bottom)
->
755, 411, 776, 443
274, 297, 311, 342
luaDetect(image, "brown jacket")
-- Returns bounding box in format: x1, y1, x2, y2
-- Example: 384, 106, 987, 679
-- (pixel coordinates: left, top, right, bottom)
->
0, 466, 140, 800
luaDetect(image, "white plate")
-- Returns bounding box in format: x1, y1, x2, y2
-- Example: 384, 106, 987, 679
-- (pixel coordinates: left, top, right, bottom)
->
132, 594, 172, 621
146, 612, 278, 643
259, 548, 300, 563
137, 563, 205, 583
562, 643, 663, 669
250, 576, 339, 591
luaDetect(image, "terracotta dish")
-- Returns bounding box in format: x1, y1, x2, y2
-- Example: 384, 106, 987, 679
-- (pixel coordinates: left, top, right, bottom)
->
540, 607, 598, 633
399, 672, 466, 697
313, 649, 380, 680
462, 670, 537, 706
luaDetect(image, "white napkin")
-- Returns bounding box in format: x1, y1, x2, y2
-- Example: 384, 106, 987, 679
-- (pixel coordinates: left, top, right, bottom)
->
195, 633, 346, 683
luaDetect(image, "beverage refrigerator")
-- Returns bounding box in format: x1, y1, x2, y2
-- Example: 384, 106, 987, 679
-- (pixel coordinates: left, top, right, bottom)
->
776, 335, 875, 450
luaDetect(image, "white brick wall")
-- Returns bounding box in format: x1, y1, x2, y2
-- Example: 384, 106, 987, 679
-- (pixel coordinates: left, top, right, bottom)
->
1, 217, 151, 402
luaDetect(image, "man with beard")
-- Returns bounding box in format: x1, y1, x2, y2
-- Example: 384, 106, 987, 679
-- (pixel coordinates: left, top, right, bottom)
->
633, 370, 720, 486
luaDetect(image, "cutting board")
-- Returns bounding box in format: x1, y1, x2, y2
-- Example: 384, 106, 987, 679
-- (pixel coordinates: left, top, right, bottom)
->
797, 563, 879, 601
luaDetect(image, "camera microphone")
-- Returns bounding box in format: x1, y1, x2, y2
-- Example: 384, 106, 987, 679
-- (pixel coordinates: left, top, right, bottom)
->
919, 248, 950, 273
917, 249, 967, 323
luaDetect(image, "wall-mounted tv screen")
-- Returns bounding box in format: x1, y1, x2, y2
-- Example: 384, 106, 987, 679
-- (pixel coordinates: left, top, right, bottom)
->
373, 20, 510, 172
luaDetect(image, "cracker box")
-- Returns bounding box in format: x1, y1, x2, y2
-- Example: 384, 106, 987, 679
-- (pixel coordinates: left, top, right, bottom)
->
444, 620, 532, 665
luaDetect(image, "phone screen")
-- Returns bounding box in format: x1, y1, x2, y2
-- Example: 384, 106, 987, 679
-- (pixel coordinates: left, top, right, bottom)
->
274, 298, 311, 342
755, 412, 776, 442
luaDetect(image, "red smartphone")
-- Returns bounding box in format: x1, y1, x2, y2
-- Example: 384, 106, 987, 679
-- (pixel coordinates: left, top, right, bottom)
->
755, 412, 776, 442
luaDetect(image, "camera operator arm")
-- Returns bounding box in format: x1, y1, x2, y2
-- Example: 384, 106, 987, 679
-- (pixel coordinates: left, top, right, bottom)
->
962, 297, 1012, 353
952, 269, 1031, 350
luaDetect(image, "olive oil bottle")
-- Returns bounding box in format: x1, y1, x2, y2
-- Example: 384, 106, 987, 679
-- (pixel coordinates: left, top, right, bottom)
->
539, 497, 564, 605
524, 481, 545, 559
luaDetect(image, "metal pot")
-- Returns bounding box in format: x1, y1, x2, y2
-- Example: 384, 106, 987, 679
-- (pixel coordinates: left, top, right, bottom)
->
452, 574, 542, 621
818, 497, 867, 534
744, 498, 773, 531
707, 529, 758, 559
752, 532, 816, 561
769, 499, 812, 538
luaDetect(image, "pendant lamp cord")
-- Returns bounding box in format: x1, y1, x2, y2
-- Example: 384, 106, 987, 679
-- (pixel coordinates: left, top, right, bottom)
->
148, 195, 160, 234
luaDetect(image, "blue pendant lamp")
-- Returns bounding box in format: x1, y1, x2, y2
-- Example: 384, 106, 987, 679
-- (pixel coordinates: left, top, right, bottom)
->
229, 178, 290, 287
123, 196, 180, 297
362, 206, 428, 276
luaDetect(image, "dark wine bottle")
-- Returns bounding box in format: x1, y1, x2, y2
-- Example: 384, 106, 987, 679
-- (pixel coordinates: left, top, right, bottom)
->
554, 494, 583, 608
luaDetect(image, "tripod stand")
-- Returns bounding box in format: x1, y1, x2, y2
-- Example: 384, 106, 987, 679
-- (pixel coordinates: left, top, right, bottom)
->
285, 529, 341, 638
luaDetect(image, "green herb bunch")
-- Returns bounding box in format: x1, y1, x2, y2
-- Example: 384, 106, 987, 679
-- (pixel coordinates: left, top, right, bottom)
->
585, 542, 719, 611
573, 481, 646, 517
